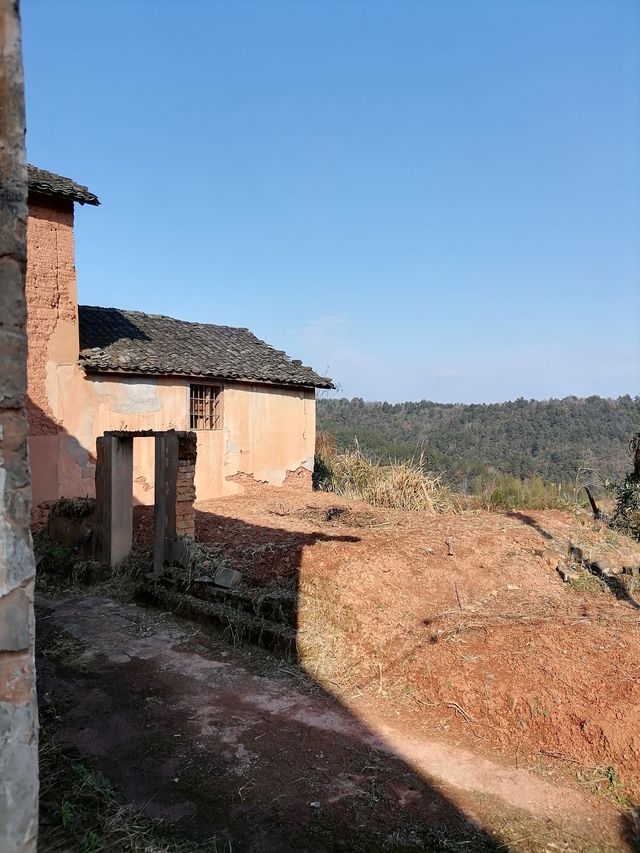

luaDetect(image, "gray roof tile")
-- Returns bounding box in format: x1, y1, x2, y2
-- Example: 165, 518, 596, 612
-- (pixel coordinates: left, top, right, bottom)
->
78, 305, 333, 389
27, 164, 100, 206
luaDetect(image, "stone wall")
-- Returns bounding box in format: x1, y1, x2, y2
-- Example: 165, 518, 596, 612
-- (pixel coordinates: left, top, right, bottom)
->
0, 0, 39, 848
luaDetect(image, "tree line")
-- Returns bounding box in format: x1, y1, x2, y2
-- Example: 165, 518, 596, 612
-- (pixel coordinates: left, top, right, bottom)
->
317, 394, 640, 490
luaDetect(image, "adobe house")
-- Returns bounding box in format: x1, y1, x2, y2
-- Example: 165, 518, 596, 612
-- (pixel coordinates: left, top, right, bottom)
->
26, 165, 333, 514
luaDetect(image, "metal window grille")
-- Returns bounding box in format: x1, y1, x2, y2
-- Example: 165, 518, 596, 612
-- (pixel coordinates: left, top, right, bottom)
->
189, 384, 222, 430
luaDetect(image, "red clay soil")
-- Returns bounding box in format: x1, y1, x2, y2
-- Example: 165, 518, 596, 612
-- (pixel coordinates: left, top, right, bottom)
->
148, 489, 640, 809
37, 594, 635, 851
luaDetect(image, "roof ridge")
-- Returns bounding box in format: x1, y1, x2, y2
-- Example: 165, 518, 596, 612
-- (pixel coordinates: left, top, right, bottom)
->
79, 304, 252, 335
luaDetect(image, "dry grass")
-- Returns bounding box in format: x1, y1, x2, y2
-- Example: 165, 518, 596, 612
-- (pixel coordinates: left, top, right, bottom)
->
315, 442, 458, 513
297, 576, 361, 688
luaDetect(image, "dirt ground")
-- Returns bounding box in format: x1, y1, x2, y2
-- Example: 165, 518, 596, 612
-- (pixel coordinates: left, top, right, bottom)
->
38, 490, 640, 849
37, 592, 634, 852
175, 492, 640, 805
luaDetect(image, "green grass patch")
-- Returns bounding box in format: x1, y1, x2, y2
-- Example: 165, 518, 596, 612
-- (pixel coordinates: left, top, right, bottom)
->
39, 729, 202, 852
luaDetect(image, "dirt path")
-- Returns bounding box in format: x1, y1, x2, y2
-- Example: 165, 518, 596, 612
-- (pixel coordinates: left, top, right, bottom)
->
36, 594, 633, 851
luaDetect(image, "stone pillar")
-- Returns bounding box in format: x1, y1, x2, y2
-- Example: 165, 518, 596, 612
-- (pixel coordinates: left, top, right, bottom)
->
176, 432, 197, 539
95, 434, 133, 566
0, 0, 39, 849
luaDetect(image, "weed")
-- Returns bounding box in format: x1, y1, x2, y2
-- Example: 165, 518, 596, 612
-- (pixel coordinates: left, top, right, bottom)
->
33, 531, 74, 577
568, 570, 607, 596
530, 696, 551, 720
42, 632, 88, 668
576, 763, 634, 809
50, 496, 96, 520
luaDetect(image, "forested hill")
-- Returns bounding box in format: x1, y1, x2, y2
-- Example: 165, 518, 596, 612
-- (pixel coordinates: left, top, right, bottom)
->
317, 395, 640, 485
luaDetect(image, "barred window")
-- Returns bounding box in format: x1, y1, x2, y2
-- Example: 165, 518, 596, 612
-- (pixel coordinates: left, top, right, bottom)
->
189, 384, 222, 430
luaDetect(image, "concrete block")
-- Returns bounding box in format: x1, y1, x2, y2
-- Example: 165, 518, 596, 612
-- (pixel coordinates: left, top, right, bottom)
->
213, 566, 243, 589
95, 434, 133, 566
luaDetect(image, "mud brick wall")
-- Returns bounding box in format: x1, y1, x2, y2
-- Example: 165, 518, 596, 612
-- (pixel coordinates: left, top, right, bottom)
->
24, 199, 77, 436
176, 432, 197, 538
0, 1, 39, 848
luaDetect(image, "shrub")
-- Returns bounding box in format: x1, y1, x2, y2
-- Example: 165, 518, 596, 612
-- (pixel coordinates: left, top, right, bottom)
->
609, 434, 640, 540
469, 473, 579, 511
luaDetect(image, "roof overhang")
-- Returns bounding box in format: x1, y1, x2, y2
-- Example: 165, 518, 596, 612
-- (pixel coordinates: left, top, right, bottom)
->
79, 365, 333, 391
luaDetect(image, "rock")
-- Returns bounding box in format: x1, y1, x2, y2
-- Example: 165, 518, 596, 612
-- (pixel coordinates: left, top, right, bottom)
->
213, 566, 242, 589
568, 544, 583, 564
591, 559, 614, 577
557, 563, 579, 583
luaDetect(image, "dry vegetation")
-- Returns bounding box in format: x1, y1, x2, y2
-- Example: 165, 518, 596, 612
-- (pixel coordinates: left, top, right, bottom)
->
313, 432, 592, 514
314, 435, 459, 513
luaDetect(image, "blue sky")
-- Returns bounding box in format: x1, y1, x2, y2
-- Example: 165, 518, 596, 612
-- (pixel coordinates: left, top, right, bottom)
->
22, 0, 639, 403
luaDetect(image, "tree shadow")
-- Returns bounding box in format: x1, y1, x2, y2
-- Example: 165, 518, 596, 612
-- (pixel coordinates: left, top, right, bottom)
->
506, 511, 554, 541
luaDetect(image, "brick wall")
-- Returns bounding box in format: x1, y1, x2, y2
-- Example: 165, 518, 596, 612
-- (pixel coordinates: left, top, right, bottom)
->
175, 432, 196, 538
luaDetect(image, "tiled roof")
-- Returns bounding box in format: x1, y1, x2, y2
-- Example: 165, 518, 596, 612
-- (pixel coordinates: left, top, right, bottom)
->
27, 164, 100, 206
78, 306, 334, 389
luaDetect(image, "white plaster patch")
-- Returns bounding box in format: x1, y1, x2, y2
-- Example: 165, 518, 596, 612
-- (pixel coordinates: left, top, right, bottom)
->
111, 379, 162, 414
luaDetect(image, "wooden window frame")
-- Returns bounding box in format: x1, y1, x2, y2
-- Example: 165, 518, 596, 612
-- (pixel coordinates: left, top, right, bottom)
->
189, 383, 223, 430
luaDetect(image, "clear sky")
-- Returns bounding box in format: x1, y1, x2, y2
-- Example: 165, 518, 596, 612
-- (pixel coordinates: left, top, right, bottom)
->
22, 0, 640, 403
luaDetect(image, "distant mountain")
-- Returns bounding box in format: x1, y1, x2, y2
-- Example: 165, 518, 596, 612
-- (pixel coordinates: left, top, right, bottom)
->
317, 395, 640, 486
